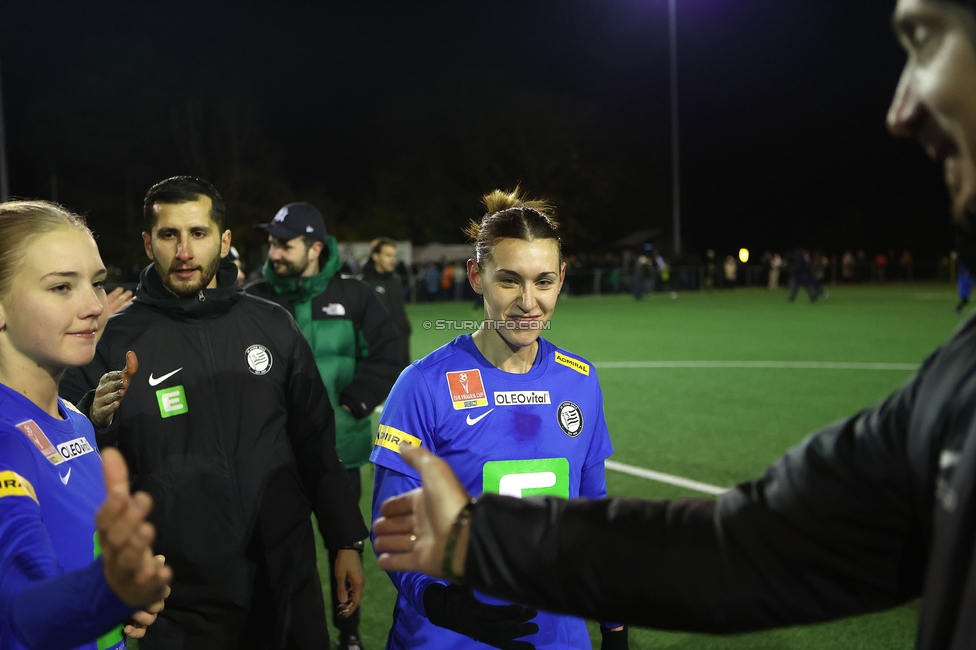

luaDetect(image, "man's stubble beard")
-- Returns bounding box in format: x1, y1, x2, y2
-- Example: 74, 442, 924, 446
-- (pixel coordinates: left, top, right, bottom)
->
156, 252, 222, 297
273, 257, 309, 279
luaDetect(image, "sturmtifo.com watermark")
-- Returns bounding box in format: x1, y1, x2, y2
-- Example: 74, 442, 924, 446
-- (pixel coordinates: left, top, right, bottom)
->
422, 319, 551, 331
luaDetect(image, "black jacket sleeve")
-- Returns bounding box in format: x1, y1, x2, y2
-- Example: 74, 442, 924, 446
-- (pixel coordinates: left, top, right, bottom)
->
465, 367, 926, 632
285, 321, 369, 550
339, 285, 406, 418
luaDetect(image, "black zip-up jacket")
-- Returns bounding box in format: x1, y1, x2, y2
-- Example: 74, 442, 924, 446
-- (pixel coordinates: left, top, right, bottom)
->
60, 260, 368, 648
361, 259, 411, 366
464, 310, 976, 649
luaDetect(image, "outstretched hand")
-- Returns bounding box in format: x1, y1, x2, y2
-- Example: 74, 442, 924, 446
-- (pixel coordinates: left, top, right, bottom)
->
90, 351, 137, 428
95, 288, 133, 345
96, 447, 172, 608
124, 555, 170, 639
105, 287, 134, 317
373, 446, 472, 578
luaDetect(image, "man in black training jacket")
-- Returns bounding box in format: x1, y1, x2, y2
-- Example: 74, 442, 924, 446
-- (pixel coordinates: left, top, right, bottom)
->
61, 176, 368, 650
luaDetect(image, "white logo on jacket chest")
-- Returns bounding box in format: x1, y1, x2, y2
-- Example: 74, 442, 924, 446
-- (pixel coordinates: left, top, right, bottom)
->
246, 345, 273, 375
148, 367, 182, 386
937, 449, 963, 513
322, 303, 346, 316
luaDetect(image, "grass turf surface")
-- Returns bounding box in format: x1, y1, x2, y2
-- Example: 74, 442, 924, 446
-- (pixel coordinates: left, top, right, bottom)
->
316, 283, 960, 649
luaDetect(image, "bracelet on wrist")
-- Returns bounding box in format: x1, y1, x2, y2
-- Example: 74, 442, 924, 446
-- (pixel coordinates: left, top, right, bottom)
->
442, 498, 475, 584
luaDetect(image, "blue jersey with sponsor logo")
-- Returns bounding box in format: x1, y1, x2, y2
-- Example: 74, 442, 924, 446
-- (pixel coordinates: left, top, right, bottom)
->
0, 382, 131, 650
371, 335, 614, 649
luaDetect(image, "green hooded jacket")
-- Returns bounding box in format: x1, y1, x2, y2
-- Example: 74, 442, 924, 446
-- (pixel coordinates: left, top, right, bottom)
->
246, 235, 405, 467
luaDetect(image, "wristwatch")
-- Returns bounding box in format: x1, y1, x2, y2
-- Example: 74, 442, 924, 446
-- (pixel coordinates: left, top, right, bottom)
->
342, 540, 365, 553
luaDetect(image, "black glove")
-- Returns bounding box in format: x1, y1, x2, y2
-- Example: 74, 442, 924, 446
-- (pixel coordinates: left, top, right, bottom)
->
339, 396, 369, 419
600, 625, 628, 650
423, 583, 539, 649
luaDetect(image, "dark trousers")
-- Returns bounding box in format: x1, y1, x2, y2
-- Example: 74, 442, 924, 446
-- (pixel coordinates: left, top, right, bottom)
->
789, 276, 821, 302
141, 467, 331, 649
328, 466, 363, 637
142, 530, 328, 650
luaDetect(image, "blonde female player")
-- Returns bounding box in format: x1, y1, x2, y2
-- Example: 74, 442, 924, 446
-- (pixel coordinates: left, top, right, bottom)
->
370, 189, 627, 649
0, 201, 170, 650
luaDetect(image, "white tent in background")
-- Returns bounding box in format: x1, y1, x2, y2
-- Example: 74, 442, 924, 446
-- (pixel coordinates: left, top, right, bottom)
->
411, 243, 476, 265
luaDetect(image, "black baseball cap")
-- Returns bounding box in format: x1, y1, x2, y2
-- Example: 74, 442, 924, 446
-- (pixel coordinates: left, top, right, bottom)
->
257, 202, 327, 242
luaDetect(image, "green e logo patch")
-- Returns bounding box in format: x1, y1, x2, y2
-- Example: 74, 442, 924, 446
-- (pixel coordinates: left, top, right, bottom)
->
483, 458, 570, 498
156, 385, 188, 418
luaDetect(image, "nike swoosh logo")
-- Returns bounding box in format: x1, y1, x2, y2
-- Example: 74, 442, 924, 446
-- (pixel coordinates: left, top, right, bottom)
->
148, 368, 183, 386
60, 468, 71, 485
466, 409, 494, 426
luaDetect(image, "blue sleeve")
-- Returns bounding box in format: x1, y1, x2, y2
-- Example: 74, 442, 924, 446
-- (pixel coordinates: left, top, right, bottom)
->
579, 462, 608, 500
0, 432, 134, 648
369, 364, 438, 479
583, 375, 614, 471
6, 558, 133, 649
371, 464, 444, 618
0, 433, 57, 582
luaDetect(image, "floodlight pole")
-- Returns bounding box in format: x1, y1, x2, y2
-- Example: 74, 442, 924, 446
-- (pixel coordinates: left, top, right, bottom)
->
0, 55, 9, 202
668, 0, 681, 257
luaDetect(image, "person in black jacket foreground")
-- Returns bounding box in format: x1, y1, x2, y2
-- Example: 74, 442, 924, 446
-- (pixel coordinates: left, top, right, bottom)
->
60, 176, 369, 650
246, 205, 404, 650
373, 2, 976, 648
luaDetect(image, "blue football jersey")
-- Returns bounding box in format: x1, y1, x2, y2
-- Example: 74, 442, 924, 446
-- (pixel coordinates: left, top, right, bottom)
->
371, 335, 614, 649
0, 382, 129, 650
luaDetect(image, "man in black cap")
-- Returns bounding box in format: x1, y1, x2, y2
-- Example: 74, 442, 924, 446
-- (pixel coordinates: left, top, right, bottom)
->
246, 202, 404, 650
373, 1, 976, 647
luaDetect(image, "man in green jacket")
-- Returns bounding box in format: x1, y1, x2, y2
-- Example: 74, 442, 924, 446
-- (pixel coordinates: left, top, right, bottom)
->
247, 202, 404, 650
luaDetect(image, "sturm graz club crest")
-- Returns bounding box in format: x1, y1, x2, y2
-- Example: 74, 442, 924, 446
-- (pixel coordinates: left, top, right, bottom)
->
557, 401, 583, 437
245, 345, 273, 375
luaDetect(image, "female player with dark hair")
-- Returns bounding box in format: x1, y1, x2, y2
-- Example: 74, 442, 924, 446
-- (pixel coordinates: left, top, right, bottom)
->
370, 188, 627, 649
0, 200, 171, 650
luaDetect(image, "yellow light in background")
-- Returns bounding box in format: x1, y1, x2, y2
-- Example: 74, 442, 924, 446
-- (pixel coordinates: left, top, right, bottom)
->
739, 248, 750, 264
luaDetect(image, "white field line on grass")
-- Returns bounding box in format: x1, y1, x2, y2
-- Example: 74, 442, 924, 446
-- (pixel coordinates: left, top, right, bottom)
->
600, 359, 917, 495
377, 360, 912, 493
606, 460, 727, 496
594, 360, 919, 371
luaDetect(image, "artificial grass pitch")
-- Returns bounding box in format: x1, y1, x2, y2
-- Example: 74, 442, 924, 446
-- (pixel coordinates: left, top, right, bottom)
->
316, 284, 959, 650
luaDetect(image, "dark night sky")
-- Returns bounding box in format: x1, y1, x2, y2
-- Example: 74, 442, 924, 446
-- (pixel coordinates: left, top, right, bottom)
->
0, 1, 954, 270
